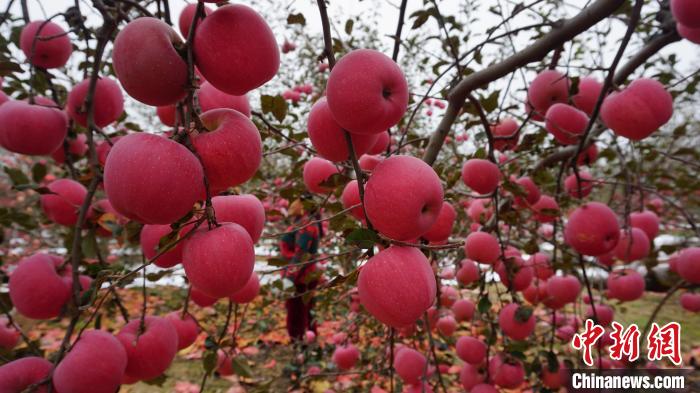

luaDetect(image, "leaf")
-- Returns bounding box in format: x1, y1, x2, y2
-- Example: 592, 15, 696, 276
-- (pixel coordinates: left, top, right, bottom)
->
480, 90, 500, 113
267, 257, 288, 267
0, 60, 22, 76
514, 305, 533, 323
143, 374, 167, 386
202, 350, 217, 373
344, 19, 354, 35
31, 163, 47, 183
410, 10, 430, 29
3, 166, 29, 186
478, 296, 491, 314
230, 357, 253, 378
345, 228, 379, 249
287, 13, 306, 26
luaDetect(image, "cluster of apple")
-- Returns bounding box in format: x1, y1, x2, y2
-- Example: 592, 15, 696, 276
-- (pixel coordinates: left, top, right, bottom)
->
282, 83, 314, 103
0, 2, 280, 391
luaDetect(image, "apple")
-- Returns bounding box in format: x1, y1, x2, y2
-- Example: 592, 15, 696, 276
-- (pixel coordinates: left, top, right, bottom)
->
545, 103, 589, 145
676, 247, 700, 284
117, 316, 178, 381
198, 81, 251, 117
229, 272, 260, 304
359, 154, 384, 171
0, 100, 68, 155
358, 246, 436, 328
439, 286, 459, 308
600, 78, 673, 140
178, 3, 212, 37
193, 108, 262, 193
527, 70, 569, 115
332, 344, 360, 370
0, 356, 52, 393
491, 118, 519, 151
531, 252, 553, 280
422, 202, 456, 243
53, 330, 127, 393
498, 303, 535, 340
104, 133, 205, 225
459, 363, 486, 390
523, 280, 548, 305
630, 210, 660, 240
461, 159, 501, 195
452, 299, 475, 322
464, 232, 500, 264
0, 318, 19, 349
585, 303, 614, 326
51, 133, 88, 164
393, 347, 426, 385
613, 227, 650, 262
341, 180, 366, 221
40, 178, 88, 226
190, 286, 218, 307
194, 4, 279, 95
564, 171, 595, 198
326, 49, 408, 134
436, 315, 457, 336
671, 0, 700, 27
140, 224, 185, 268
113, 17, 187, 106
541, 362, 568, 390
20, 20, 72, 68
607, 269, 645, 301
364, 155, 443, 240
96, 136, 121, 167
211, 194, 266, 242
513, 176, 541, 206
678, 23, 700, 44
471, 384, 499, 393
456, 336, 486, 364
495, 256, 534, 291
488, 354, 525, 389
576, 143, 599, 166
303, 157, 340, 194
367, 131, 391, 155
216, 351, 235, 376
165, 311, 199, 350
9, 253, 71, 319
545, 275, 581, 309
572, 77, 603, 115
564, 202, 620, 256
456, 259, 479, 285
156, 105, 178, 127
307, 97, 379, 162
66, 77, 124, 128
182, 223, 255, 298
680, 292, 700, 312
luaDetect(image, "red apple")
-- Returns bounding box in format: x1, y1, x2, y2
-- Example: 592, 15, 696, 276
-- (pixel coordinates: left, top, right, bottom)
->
498, 303, 535, 341
51, 133, 88, 164
182, 223, 255, 298
513, 176, 541, 206
572, 77, 603, 115
178, 3, 212, 37
307, 97, 379, 162
531, 252, 553, 280
488, 354, 525, 389
104, 133, 205, 225
456, 259, 479, 285
393, 348, 427, 385
193, 108, 262, 193
341, 180, 366, 221
452, 299, 475, 322
496, 256, 534, 291
541, 362, 568, 390
66, 77, 124, 128
464, 232, 500, 265
461, 159, 501, 195
613, 227, 650, 262
545, 275, 581, 309
676, 247, 700, 284
364, 155, 444, 240
680, 292, 700, 312
113, 17, 187, 105
20, 20, 72, 68
326, 49, 408, 135
165, 311, 199, 350
576, 143, 599, 166
630, 210, 660, 240
456, 336, 486, 364
436, 315, 457, 336
422, 202, 456, 243
564, 171, 595, 198
332, 344, 360, 370
0, 356, 52, 393
607, 269, 645, 301
0, 100, 68, 155
156, 105, 178, 127
564, 202, 620, 256
671, 0, 700, 27
9, 253, 71, 319
211, 194, 266, 242
140, 224, 185, 268
359, 154, 384, 171
545, 103, 589, 145
471, 384, 499, 393
53, 330, 127, 393
229, 272, 260, 304
117, 316, 178, 381
190, 286, 218, 307
491, 118, 519, 151
600, 78, 673, 140
198, 81, 251, 117
0, 318, 19, 349
678, 23, 700, 44
585, 303, 614, 326
527, 70, 569, 115
40, 178, 88, 226
194, 4, 279, 95
367, 131, 391, 155
358, 246, 436, 329
459, 363, 486, 390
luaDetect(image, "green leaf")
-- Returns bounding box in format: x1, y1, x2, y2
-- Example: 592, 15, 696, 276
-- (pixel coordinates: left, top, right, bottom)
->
478, 296, 491, 314
514, 305, 533, 323
31, 163, 47, 183
202, 350, 217, 373
3, 166, 29, 186
0, 60, 22, 76
230, 357, 253, 378
287, 13, 306, 26
271, 95, 287, 122
344, 19, 354, 35
345, 228, 379, 249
